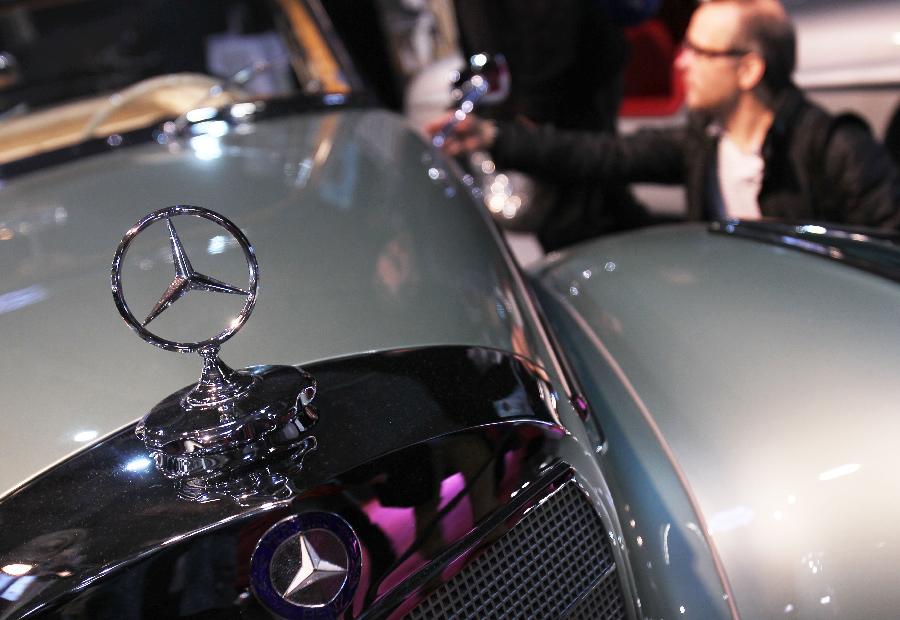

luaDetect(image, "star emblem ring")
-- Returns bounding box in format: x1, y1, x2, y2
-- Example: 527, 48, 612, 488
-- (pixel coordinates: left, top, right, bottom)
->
251, 513, 361, 618
110, 205, 258, 353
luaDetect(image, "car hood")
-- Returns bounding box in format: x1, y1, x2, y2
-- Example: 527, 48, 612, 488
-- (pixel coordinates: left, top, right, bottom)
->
0, 109, 528, 497
537, 224, 900, 617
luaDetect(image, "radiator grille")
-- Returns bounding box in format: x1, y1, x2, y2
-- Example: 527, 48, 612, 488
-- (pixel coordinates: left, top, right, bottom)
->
405, 479, 627, 620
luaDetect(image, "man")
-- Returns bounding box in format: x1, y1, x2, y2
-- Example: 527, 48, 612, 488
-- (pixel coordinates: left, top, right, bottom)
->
430, 0, 900, 230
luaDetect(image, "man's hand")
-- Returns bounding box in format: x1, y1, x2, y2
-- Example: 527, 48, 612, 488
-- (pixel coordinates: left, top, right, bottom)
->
426, 113, 497, 156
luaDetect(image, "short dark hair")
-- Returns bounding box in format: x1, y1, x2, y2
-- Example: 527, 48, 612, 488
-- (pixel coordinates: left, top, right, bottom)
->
730, 0, 796, 96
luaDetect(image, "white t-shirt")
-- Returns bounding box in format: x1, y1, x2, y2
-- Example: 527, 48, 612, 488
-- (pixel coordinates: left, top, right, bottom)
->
717, 133, 764, 220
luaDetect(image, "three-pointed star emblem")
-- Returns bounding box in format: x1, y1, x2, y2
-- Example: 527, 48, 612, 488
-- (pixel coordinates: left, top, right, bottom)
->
142, 218, 249, 327
281, 533, 348, 599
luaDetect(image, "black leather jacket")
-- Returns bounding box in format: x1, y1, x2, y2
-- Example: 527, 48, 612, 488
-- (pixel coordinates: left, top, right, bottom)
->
491, 87, 900, 229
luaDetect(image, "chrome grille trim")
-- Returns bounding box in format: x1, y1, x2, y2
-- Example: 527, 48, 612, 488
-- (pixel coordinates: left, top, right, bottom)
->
404, 478, 626, 619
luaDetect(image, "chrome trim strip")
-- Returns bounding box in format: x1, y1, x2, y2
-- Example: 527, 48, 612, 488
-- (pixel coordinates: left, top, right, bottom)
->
710, 219, 900, 284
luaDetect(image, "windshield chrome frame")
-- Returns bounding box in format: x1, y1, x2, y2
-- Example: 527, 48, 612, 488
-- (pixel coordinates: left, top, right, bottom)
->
710, 218, 900, 284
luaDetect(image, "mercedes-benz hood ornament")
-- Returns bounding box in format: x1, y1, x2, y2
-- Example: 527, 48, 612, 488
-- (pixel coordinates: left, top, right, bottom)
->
111, 205, 317, 504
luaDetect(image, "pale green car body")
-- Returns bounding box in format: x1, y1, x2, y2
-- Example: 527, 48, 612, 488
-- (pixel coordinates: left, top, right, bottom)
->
2, 105, 898, 617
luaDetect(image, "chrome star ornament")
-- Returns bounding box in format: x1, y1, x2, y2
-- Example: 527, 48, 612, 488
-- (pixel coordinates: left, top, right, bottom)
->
142, 216, 250, 328
112, 206, 319, 505
279, 533, 347, 600
252, 513, 361, 618
111, 205, 258, 407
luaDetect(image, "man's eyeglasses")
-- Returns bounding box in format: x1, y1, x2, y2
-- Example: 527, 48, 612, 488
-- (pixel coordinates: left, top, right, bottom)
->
680, 40, 750, 59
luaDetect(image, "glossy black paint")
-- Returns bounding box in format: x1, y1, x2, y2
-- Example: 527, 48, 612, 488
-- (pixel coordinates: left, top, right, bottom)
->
31, 425, 576, 619
0, 346, 612, 619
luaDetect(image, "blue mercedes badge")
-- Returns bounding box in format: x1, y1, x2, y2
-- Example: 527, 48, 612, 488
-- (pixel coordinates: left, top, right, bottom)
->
251, 512, 361, 618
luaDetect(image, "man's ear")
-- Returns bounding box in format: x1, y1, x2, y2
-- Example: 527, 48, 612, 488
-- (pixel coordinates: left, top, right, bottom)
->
737, 52, 766, 91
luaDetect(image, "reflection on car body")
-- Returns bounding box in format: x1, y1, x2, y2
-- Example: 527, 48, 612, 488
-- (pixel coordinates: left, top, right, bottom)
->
1, 1, 900, 619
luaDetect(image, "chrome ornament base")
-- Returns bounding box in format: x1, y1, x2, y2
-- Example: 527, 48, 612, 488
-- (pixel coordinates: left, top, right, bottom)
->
136, 364, 319, 504
175, 435, 317, 505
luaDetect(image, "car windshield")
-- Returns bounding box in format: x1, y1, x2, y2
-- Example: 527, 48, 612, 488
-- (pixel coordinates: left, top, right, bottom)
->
0, 0, 355, 163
